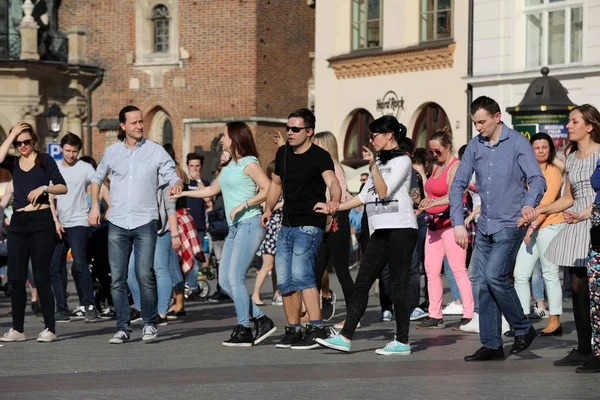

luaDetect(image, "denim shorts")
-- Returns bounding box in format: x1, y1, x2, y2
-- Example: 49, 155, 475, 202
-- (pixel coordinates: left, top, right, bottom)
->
275, 225, 324, 294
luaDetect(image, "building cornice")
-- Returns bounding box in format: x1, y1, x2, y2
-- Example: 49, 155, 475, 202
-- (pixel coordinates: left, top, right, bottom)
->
327, 40, 456, 80
464, 65, 600, 86
182, 117, 288, 126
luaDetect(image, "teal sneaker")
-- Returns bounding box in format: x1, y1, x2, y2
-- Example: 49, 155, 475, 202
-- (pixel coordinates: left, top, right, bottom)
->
315, 334, 351, 353
375, 338, 411, 355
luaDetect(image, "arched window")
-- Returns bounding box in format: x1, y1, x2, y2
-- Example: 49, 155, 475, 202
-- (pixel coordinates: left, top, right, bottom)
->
152, 4, 170, 53
343, 109, 374, 167
412, 103, 451, 149
162, 119, 173, 145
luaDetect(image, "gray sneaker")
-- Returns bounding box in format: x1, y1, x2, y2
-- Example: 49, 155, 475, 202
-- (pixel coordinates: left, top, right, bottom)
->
142, 325, 158, 342
55, 309, 71, 323
109, 330, 131, 344
85, 306, 101, 323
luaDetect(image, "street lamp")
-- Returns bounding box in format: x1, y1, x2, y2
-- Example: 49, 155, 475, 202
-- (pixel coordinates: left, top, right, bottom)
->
44, 103, 66, 140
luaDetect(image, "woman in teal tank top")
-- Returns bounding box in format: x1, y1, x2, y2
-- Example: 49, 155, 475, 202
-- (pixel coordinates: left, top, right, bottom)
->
173, 121, 277, 347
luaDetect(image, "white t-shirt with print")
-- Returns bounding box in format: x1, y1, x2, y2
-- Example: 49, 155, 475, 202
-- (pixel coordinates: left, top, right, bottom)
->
358, 155, 417, 235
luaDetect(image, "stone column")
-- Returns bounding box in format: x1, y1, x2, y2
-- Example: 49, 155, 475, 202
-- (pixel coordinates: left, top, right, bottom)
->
66, 27, 87, 65
20, 0, 40, 60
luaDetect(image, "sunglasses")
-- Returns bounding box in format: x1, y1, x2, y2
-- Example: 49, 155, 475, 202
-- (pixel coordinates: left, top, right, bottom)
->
429, 149, 442, 156
369, 133, 382, 140
14, 139, 33, 147
285, 125, 311, 133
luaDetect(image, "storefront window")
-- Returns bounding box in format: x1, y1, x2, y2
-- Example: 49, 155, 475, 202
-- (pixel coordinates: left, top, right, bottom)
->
343, 109, 374, 167
420, 0, 453, 42
525, 1, 582, 67
351, 0, 382, 51
412, 103, 451, 150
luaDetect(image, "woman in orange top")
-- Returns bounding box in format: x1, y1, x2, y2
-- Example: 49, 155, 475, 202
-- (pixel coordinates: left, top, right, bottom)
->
514, 133, 565, 335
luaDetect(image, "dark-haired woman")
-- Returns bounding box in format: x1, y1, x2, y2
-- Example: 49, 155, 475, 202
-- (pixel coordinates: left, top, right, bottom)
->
172, 121, 276, 347
416, 128, 474, 331
514, 133, 565, 335
536, 104, 600, 370
0, 122, 67, 342
315, 115, 417, 354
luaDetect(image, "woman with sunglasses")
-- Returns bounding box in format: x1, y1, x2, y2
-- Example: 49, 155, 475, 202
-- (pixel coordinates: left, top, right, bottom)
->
171, 121, 276, 347
315, 115, 417, 355
0, 122, 67, 343
416, 127, 474, 330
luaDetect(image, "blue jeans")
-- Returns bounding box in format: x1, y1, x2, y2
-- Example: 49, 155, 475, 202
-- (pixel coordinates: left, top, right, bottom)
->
275, 225, 324, 294
186, 230, 205, 291
531, 261, 545, 303
468, 248, 480, 313
473, 226, 531, 349
50, 226, 94, 311
219, 216, 265, 327
444, 257, 461, 302
108, 221, 158, 332
169, 247, 184, 292
128, 231, 174, 315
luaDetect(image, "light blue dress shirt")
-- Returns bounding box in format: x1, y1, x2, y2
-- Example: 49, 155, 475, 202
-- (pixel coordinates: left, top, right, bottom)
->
449, 123, 546, 235
91, 137, 181, 230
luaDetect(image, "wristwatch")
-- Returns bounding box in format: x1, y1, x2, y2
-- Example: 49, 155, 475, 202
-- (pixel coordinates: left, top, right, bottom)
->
43, 185, 48, 193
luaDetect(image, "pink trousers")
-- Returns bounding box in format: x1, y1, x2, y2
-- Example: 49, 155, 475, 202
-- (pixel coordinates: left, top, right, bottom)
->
424, 225, 474, 319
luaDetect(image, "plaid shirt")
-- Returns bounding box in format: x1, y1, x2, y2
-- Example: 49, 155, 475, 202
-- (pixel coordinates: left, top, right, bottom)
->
176, 208, 205, 275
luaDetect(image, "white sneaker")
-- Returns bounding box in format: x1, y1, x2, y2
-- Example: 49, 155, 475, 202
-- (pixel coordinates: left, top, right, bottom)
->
442, 302, 464, 316
109, 330, 131, 344
37, 328, 57, 343
381, 310, 393, 322
271, 293, 283, 306
459, 313, 479, 333
0, 328, 25, 342
502, 316, 510, 334
142, 325, 158, 342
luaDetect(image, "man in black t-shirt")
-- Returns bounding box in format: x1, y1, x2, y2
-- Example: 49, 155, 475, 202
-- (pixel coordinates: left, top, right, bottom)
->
262, 108, 341, 350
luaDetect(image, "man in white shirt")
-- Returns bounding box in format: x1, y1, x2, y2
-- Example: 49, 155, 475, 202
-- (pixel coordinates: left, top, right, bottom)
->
49, 133, 99, 323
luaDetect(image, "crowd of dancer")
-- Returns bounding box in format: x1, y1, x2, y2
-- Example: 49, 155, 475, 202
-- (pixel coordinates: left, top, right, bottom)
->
0, 98, 599, 374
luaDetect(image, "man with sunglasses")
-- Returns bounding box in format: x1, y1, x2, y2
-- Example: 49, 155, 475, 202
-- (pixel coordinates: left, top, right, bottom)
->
450, 96, 545, 361
49, 133, 100, 324
262, 108, 341, 349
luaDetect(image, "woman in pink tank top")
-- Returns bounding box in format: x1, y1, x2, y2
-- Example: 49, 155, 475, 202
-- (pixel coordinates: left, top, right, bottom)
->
415, 128, 474, 330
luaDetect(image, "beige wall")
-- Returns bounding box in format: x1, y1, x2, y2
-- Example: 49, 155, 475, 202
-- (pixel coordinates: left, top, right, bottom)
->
315, 0, 470, 157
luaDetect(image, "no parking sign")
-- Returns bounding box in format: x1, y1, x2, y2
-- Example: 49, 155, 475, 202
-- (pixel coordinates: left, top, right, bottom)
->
47, 142, 62, 160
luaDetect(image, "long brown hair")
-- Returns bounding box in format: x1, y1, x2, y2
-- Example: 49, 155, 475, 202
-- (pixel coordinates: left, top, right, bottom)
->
13, 123, 44, 169
224, 121, 259, 165
566, 104, 600, 155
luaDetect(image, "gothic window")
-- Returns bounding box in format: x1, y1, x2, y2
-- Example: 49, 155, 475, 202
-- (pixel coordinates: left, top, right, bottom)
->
152, 4, 169, 53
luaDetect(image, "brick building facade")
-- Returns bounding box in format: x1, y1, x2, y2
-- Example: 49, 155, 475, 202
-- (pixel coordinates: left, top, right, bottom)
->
58, 0, 315, 177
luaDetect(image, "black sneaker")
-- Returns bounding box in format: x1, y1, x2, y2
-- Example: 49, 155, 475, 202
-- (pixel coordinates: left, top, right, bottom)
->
291, 324, 329, 350
85, 306, 101, 323
99, 308, 116, 320
130, 308, 142, 324
452, 318, 472, 331
208, 291, 231, 303
321, 290, 336, 322
275, 325, 303, 349
222, 325, 253, 347
70, 307, 85, 320
55, 309, 70, 323
31, 301, 42, 316
416, 317, 446, 329
253, 316, 277, 345
157, 314, 168, 326
554, 349, 594, 366
576, 356, 600, 373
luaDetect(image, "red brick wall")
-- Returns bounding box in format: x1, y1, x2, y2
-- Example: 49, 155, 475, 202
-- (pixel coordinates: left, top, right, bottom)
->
58, 1, 315, 164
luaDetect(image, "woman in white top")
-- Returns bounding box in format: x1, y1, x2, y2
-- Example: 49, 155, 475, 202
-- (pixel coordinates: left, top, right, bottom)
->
314, 115, 418, 355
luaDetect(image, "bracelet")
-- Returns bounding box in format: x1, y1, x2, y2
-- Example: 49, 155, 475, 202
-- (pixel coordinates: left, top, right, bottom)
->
171, 234, 180, 239
245, 200, 249, 209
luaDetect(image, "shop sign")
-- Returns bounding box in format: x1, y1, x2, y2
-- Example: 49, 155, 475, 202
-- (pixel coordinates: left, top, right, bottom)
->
376, 91, 404, 118
512, 113, 569, 155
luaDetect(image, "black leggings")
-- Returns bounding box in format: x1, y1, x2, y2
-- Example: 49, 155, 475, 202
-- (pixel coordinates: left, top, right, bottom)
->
8, 209, 56, 333
569, 266, 592, 355
314, 211, 354, 310
341, 228, 417, 342
88, 225, 113, 308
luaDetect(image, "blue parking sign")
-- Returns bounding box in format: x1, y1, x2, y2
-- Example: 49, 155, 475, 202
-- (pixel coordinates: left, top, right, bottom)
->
47, 142, 62, 160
